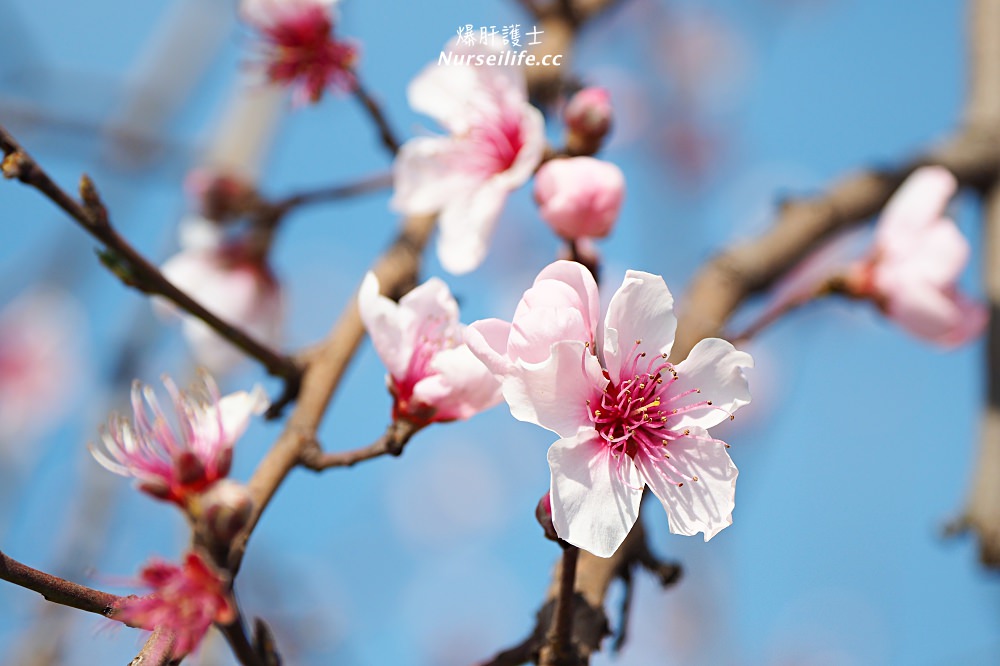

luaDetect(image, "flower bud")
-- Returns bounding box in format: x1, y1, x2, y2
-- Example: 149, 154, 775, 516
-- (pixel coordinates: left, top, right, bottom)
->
536, 492, 559, 542
534, 157, 625, 240
196, 480, 254, 544
564, 87, 612, 155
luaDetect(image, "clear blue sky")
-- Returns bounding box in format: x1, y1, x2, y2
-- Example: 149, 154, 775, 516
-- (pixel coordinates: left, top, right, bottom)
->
1, 1, 997, 664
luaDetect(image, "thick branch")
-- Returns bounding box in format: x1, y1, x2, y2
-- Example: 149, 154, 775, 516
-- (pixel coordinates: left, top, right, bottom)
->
0, 550, 122, 618
225, 214, 437, 573
0, 126, 302, 404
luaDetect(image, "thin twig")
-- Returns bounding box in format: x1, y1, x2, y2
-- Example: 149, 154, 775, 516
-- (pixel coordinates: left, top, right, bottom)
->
299, 419, 422, 470
0, 125, 303, 410
0, 549, 123, 617
353, 80, 401, 156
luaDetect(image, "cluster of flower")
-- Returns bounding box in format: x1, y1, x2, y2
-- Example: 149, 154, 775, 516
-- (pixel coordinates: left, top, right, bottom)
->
45, 7, 982, 659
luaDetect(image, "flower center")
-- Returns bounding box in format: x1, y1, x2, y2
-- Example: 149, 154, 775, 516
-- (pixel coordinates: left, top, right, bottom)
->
391, 314, 458, 422
586, 340, 717, 487
464, 105, 525, 176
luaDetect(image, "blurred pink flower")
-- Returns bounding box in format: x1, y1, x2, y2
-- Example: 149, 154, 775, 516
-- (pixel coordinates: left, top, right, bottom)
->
534, 157, 625, 240
114, 552, 235, 659
849, 166, 986, 346
391, 39, 546, 274
468, 261, 752, 557
159, 217, 284, 374
0, 289, 84, 446
241, 0, 357, 104
358, 272, 501, 425
91, 373, 267, 506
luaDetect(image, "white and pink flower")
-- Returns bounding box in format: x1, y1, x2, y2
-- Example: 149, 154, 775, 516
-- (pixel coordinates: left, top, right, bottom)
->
240, 0, 357, 104
159, 216, 284, 374
358, 272, 502, 425
90, 373, 267, 506
467, 261, 752, 557
847, 166, 986, 346
114, 551, 235, 659
391, 39, 547, 274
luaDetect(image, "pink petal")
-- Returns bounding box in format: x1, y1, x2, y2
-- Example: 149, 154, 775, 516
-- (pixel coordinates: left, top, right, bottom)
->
411, 344, 502, 420
465, 318, 513, 377
547, 432, 644, 557
358, 272, 412, 380
876, 217, 969, 290
603, 270, 677, 381
493, 104, 546, 189
437, 179, 509, 274
885, 282, 987, 347
634, 426, 737, 541
391, 136, 486, 216
502, 340, 606, 438
669, 338, 753, 430
876, 166, 957, 250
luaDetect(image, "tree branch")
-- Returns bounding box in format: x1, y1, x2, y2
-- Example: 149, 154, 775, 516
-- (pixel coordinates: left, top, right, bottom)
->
0, 550, 123, 618
0, 125, 303, 411
299, 419, 422, 470
224, 213, 437, 574
353, 79, 401, 156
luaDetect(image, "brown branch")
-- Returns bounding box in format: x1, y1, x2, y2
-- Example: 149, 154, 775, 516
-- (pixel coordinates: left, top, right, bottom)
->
353, 79, 401, 156
0, 549, 122, 618
949, 0, 1000, 568
223, 213, 436, 574
299, 419, 422, 470
128, 628, 178, 666
538, 545, 580, 666
218, 612, 266, 666
0, 125, 303, 409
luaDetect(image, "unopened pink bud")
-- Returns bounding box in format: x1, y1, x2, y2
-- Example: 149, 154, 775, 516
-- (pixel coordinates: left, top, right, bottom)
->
565, 87, 612, 137
536, 493, 559, 542
564, 87, 612, 154
197, 480, 254, 544
534, 157, 625, 240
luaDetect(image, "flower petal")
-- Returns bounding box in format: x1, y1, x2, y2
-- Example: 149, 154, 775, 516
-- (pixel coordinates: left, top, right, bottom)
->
502, 340, 606, 438
437, 178, 509, 274
669, 338, 753, 429
635, 426, 737, 541
603, 270, 677, 381
876, 166, 957, 248
358, 272, 412, 380
548, 432, 644, 558
465, 318, 513, 377
391, 136, 485, 216
412, 343, 502, 420
885, 281, 987, 347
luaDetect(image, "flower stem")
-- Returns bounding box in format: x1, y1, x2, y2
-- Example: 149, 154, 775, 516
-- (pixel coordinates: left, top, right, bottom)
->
542, 544, 580, 665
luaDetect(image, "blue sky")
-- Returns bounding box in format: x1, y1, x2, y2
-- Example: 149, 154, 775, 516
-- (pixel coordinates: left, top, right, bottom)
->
1, 1, 997, 664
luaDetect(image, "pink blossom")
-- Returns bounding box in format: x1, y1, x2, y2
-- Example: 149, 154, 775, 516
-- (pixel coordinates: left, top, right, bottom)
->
241, 0, 357, 104
90, 373, 268, 506
534, 157, 625, 240
159, 217, 284, 374
114, 552, 235, 659
358, 272, 502, 425
467, 261, 752, 557
0, 289, 84, 446
391, 40, 547, 274
848, 166, 986, 346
